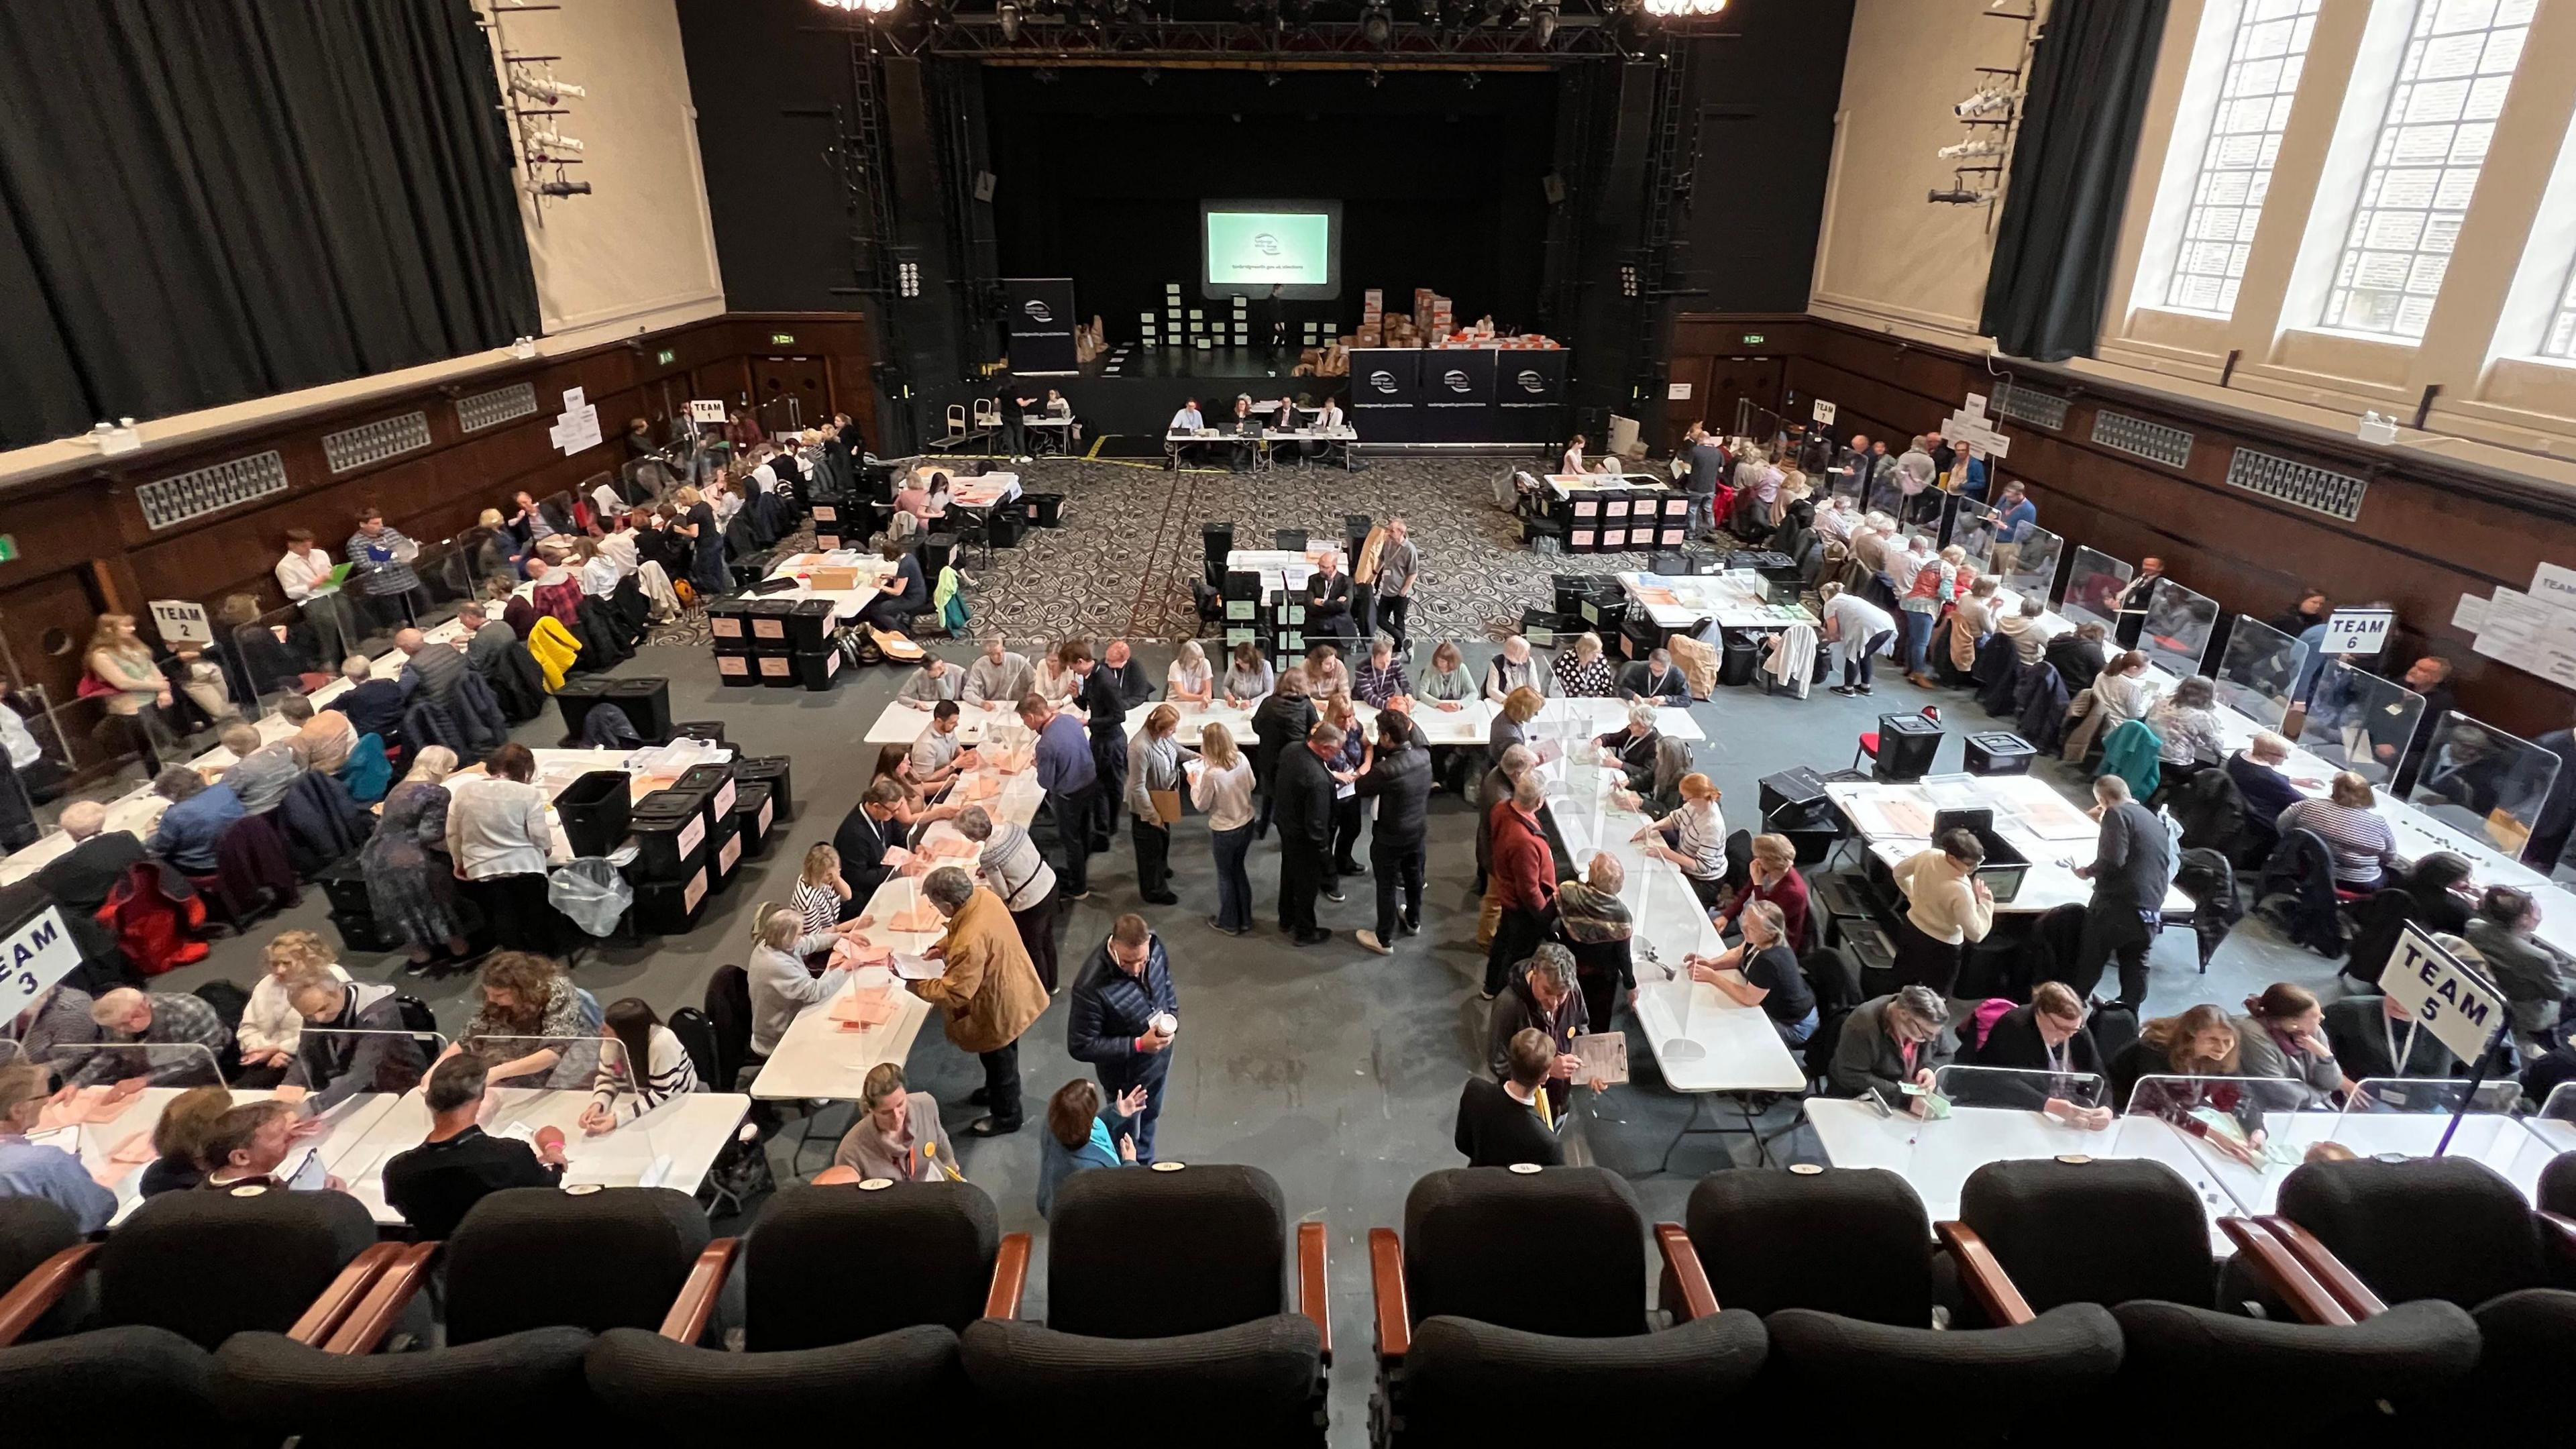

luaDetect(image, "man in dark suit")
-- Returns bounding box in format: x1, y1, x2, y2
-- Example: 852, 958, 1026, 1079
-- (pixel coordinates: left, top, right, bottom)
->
1065, 914, 1179, 1163
2066, 774, 2170, 1010
1069, 643, 1127, 847
34, 801, 146, 916
2226, 731, 2305, 856
829, 782, 904, 916
1273, 720, 1344, 947
1454, 1027, 1564, 1168
337, 656, 406, 743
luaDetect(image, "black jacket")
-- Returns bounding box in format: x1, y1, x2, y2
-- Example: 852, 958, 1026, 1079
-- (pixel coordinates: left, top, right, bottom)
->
1076, 667, 1128, 739
37, 833, 147, 915
1974, 1004, 2104, 1079
1271, 744, 1340, 851
831, 803, 896, 904
2090, 800, 2170, 913
1250, 694, 1318, 788
1597, 727, 1661, 792
1065, 936, 1178, 1093
1354, 737, 1432, 846
382, 1126, 564, 1242
1452, 1075, 1563, 1169
1305, 571, 1352, 629
2045, 633, 2106, 696
1617, 661, 1688, 704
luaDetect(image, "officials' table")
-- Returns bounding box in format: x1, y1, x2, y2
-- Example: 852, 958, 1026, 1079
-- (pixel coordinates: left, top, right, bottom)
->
1824, 773, 2196, 916
331, 1087, 751, 1222
61, 1087, 405, 1226
863, 698, 1022, 747
751, 549, 900, 628
1116, 695, 1705, 747
1258, 427, 1357, 472
1017, 415, 1075, 457
2139, 1106, 2566, 1221
1618, 571, 1817, 635
1546, 741, 1803, 1165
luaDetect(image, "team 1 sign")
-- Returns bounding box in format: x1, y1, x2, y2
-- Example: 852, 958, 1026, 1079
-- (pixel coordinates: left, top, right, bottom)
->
2319, 606, 2395, 656
2383, 923, 2508, 1065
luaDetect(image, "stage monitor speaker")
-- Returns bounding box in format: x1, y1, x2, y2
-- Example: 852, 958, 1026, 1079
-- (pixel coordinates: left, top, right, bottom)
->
1872, 713, 1945, 783
1203, 521, 1234, 567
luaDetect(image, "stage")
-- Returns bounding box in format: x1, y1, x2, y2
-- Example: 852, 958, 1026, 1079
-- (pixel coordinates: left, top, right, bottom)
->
1006, 341, 1568, 451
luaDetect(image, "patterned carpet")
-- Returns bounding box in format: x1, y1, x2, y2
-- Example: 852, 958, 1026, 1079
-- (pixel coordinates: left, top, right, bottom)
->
656, 456, 1641, 648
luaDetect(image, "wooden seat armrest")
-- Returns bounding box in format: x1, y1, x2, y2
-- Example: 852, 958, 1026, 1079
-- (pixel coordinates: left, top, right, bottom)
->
324, 1242, 438, 1354
983, 1232, 1031, 1321
657, 1238, 741, 1344
289, 1243, 398, 1346
2216, 1218, 2352, 1326
1296, 1221, 1332, 1364
2258, 1217, 2385, 1320
1368, 1227, 1409, 1363
1655, 1222, 1717, 1323
0, 1244, 102, 1348
1935, 1221, 2034, 1327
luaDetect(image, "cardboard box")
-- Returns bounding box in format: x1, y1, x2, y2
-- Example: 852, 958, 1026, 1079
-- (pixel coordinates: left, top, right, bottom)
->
807, 566, 861, 592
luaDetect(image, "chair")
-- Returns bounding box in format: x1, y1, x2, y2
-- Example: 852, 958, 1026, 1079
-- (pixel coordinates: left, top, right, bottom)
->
1274, 527, 1308, 552
189, 812, 299, 936
581, 1181, 995, 1434
2168, 848, 2241, 975
0, 1189, 395, 1440
971, 398, 1002, 445
2170, 765, 2249, 859
2255, 828, 2351, 957
977, 1164, 1326, 1443
1721, 828, 1753, 895
928, 404, 969, 451
1369, 1167, 1763, 1442
2340, 888, 2417, 987
666, 1007, 720, 1091
0, 1199, 84, 1343
703, 965, 753, 1091
1943, 1158, 2483, 1437
211, 1187, 718, 1445
2248, 1157, 2576, 1438
2541, 1150, 2576, 1218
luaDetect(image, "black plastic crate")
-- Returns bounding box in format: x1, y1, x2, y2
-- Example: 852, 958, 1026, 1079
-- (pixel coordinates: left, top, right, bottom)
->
755, 653, 799, 688
604, 678, 672, 745
553, 677, 614, 741
736, 755, 794, 820
676, 764, 737, 841
629, 863, 710, 936
790, 647, 842, 691
555, 770, 635, 860
706, 815, 744, 895
784, 600, 837, 653
1964, 732, 2037, 776
706, 598, 752, 655
629, 792, 709, 885
673, 720, 727, 747
714, 653, 757, 687
743, 600, 798, 655
733, 780, 776, 859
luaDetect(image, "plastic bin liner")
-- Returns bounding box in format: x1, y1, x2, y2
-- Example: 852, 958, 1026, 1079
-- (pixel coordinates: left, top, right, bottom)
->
549, 857, 634, 938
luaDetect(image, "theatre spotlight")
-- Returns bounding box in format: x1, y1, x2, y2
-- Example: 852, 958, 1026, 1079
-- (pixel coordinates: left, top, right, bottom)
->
816, 0, 902, 12
1360, 1, 1391, 44
998, 1, 1021, 38
1532, 3, 1558, 44
533, 179, 592, 198
1637, 0, 1725, 17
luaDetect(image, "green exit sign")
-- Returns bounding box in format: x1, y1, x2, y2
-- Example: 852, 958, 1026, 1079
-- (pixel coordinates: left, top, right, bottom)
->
770, 333, 796, 345
1741, 333, 1765, 345
655, 348, 676, 366
0, 535, 17, 562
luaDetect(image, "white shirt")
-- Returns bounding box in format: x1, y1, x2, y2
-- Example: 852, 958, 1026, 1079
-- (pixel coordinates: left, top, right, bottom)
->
276, 547, 341, 603
578, 555, 620, 598
239, 964, 352, 1057
596, 531, 639, 576
1825, 592, 1896, 643
1562, 447, 1583, 474
444, 775, 553, 879
1172, 408, 1203, 432
1318, 403, 1345, 431
751, 462, 778, 494
0, 708, 39, 770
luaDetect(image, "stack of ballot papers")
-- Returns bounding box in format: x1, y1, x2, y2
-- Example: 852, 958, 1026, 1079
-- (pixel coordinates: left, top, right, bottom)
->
830, 985, 898, 1030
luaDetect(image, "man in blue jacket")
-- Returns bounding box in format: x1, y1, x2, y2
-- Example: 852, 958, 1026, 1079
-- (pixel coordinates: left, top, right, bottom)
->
1065, 913, 1177, 1163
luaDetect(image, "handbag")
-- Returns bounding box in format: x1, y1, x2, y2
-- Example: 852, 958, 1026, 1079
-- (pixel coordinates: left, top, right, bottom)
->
76, 670, 116, 700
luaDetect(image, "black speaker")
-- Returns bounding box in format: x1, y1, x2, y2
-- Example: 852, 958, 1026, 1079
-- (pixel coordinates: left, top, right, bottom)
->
1872, 713, 1944, 783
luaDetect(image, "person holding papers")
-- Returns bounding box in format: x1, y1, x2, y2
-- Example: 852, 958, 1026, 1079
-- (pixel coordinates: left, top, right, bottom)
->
833, 1063, 957, 1181
0, 1063, 115, 1232
2064, 775, 2170, 1012
1632, 773, 1729, 910
1828, 986, 1954, 1112
910, 704, 981, 793
1554, 855, 1633, 1030
1485, 945, 1589, 1118
1484, 776, 1562, 1000
896, 655, 965, 710
910, 867, 1049, 1138
384, 1053, 566, 1241
1454, 1028, 1564, 1169
965, 637, 1038, 707
1126, 705, 1188, 906
1888, 830, 1994, 996
1618, 647, 1690, 706
956, 805, 1063, 991
1022, 693, 1101, 901
830, 781, 909, 910
199, 1100, 343, 1195
275, 527, 356, 666
1595, 702, 1662, 794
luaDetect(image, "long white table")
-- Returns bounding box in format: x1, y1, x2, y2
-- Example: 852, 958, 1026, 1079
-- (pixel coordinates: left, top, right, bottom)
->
48, 1086, 404, 1227
331, 1086, 751, 1222
1825, 772, 2195, 916
751, 549, 899, 628
1997, 584, 2576, 954
749, 743, 1043, 1102
1114, 694, 1705, 749
863, 698, 1019, 747
1619, 570, 1818, 635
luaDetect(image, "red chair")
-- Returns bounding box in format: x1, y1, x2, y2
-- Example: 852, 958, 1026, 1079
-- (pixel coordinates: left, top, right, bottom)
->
1854, 704, 1941, 771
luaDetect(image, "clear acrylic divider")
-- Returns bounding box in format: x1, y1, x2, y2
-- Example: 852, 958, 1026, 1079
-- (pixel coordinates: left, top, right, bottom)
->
2330, 1077, 2560, 1199
2213, 616, 2312, 731
2124, 1073, 2328, 1216
2294, 663, 2424, 784
2139, 578, 2220, 680
2404, 712, 2562, 855
40, 1040, 225, 1091
1996, 523, 2062, 606
1949, 499, 2000, 577
1933, 1064, 2111, 1119
450, 1028, 601, 1094
453, 524, 523, 596
2058, 546, 2135, 635
409, 539, 481, 636
286, 1026, 443, 1099
2531, 1081, 2576, 1158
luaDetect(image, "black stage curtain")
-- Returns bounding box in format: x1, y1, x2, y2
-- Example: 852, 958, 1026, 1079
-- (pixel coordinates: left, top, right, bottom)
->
0, 0, 539, 450
1978, 0, 2170, 363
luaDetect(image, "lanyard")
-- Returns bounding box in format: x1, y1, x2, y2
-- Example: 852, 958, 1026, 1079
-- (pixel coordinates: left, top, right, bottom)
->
2043, 1035, 2070, 1078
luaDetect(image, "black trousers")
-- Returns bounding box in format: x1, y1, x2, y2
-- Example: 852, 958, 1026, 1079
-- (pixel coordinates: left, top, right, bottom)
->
1485, 904, 1551, 996
1046, 787, 1096, 896
1888, 915, 1962, 996
1011, 888, 1060, 993
1379, 593, 1411, 653
1090, 731, 1125, 843
1133, 818, 1172, 898
468, 871, 559, 956
2068, 901, 2155, 1010
979, 1040, 1024, 1128
1373, 835, 1426, 941
1279, 839, 1326, 934
1332, 796, 1364, 873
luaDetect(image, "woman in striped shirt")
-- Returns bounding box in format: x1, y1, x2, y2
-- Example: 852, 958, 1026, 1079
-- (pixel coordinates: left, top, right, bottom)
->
1632, 771, 1729, 907
2277, 772, 2402, 890
580, 998, 701, 1132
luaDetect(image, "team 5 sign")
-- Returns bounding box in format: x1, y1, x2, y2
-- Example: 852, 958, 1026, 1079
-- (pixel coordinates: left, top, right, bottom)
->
2384, 923, 2509, 1064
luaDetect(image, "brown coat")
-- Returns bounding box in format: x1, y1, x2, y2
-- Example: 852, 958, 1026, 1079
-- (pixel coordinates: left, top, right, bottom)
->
910, 886, 1048, 1054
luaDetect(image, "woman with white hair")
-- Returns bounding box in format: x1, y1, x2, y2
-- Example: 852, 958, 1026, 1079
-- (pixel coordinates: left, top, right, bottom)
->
1551, 631, 1616, 698
747, 906, 857, 1065
363, 745, 470, 973
1483, 635, 1549, 704
1594, 701, 1662, 794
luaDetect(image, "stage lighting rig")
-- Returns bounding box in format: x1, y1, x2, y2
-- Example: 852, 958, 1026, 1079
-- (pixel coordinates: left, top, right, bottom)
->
816, 0, 902, 13
998, 1, 1021, 38
1635, 0, 1725, 17
1359, 1, 1391, 45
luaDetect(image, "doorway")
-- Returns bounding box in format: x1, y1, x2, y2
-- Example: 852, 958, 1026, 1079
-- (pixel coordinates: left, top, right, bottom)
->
751, 356, 828, 436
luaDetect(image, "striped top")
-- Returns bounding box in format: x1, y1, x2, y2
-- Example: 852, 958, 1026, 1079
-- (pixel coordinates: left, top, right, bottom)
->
794, 881, 844, 936
1653, 799, 1727, 879
2275, 798, 2400, 885
589, 1024, 701, 1125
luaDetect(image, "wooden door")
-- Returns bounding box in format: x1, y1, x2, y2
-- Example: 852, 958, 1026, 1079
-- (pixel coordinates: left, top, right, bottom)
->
1707, 356, 1785, 435
1662, 354, 1715, 442
751, 356, 828, 435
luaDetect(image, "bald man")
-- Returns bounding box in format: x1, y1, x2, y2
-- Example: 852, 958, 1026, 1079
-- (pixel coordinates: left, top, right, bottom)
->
34, 801, 145, 917
397, 627, 468, 711
2228, 730, 2304, 855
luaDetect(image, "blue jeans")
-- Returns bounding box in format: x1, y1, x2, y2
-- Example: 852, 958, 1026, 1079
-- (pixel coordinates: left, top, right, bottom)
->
1686, 492, 1715, 536
1902, 608, 1936, 676
1775, 1005, 1820, 1049
1210, 823, 1254, 930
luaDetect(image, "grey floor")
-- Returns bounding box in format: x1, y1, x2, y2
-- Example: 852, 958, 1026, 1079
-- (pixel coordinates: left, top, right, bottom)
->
141, 499, 2341, 1438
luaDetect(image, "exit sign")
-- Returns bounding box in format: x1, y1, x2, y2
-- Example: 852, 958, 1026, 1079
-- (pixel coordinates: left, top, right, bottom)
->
770, 333, 796, 345
655, 348, 676, 366
0, 535, 17, 562
1741, 333, 1765, 345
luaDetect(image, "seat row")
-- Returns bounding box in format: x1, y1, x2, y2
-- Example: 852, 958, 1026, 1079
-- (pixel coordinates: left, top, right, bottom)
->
2, 1152, 2569, 1446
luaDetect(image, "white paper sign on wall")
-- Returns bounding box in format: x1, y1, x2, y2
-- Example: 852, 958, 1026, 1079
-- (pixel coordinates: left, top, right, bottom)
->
2383, 923, 2508, 1065
1666, 382, 1692, 400
2320, 606, 2395, 656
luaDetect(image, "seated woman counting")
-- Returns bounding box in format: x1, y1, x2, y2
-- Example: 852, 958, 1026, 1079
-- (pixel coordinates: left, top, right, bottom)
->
1631, 771, 1728, 908
1686, 900, 1818, 1047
